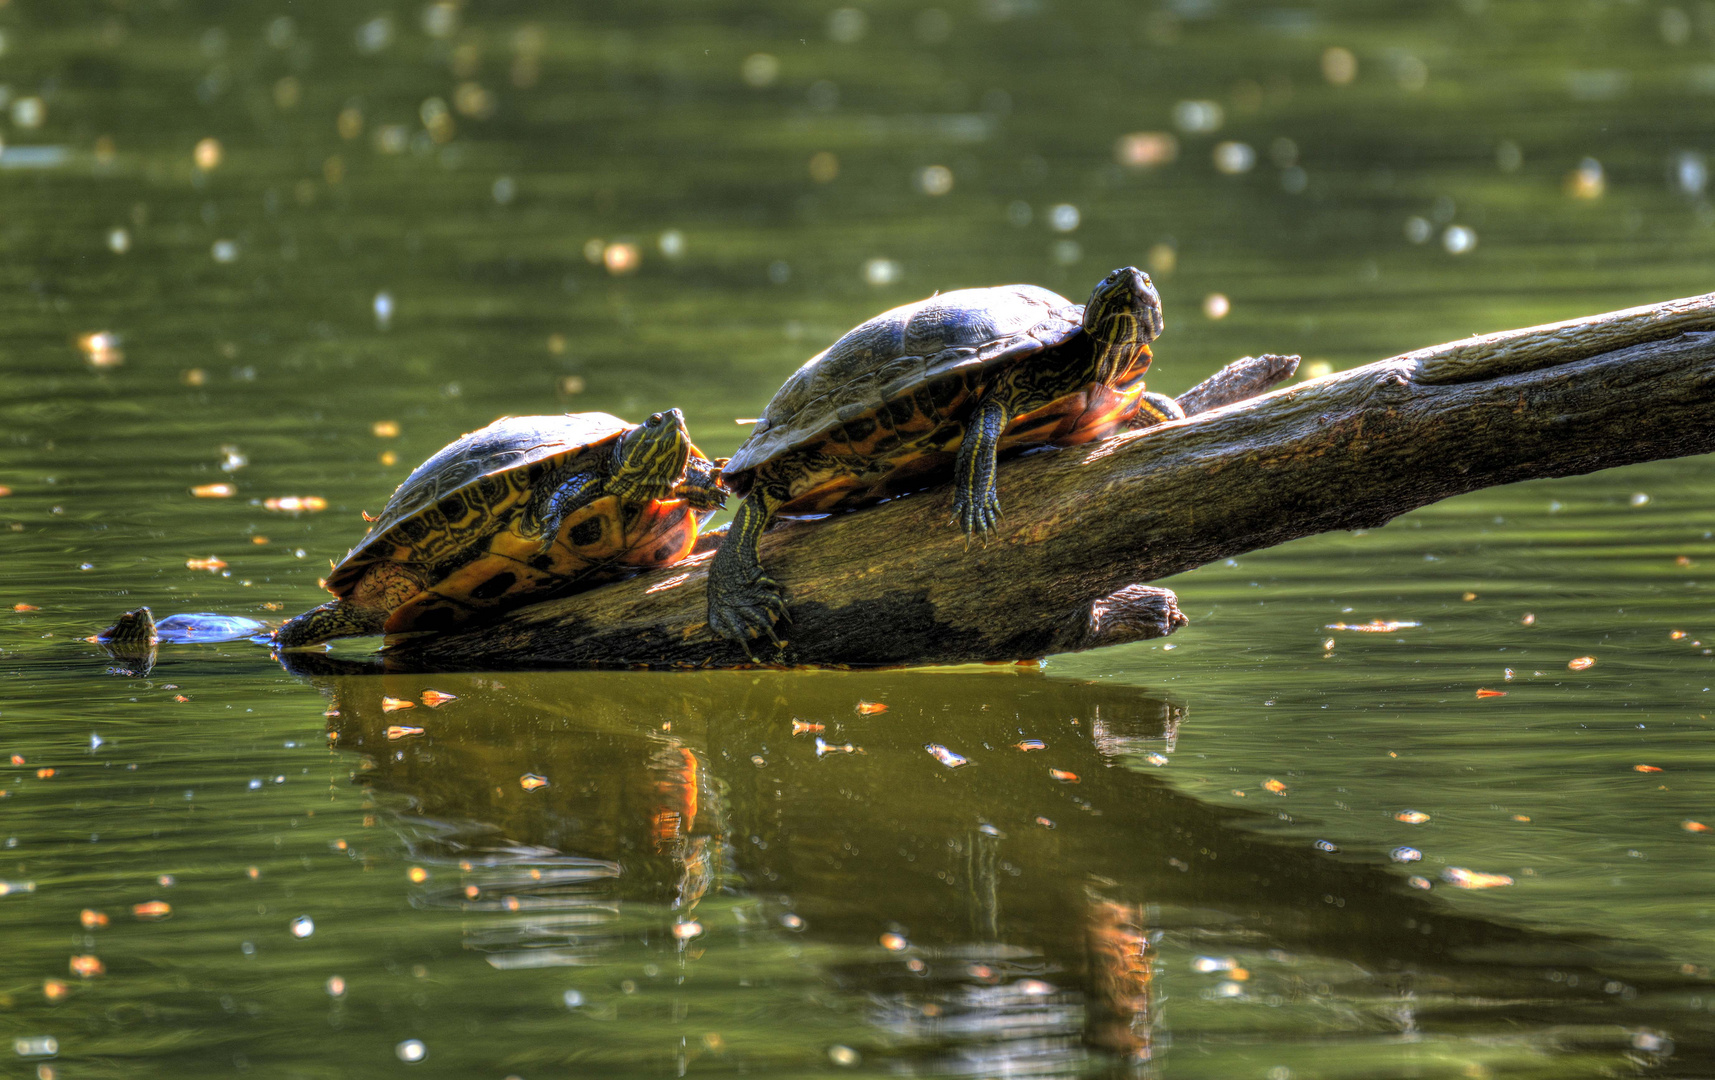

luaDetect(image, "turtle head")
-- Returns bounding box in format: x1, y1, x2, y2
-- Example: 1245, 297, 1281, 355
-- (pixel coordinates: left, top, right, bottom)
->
1084, 267, 1164, 385
608, 408, 693, 502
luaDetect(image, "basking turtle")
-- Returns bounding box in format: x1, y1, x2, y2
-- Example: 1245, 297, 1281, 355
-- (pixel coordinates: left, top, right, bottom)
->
708, 266, 1179, 648
92, 607, 270, 675
276, 409, 724, 649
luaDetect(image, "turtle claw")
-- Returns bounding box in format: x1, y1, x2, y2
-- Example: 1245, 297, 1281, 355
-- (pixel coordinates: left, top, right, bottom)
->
951, 488, 1003, 539
709, 572, 788, 656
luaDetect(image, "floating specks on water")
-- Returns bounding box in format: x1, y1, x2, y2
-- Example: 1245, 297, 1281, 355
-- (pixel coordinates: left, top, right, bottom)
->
602, 242, 639, 275
262, 496, 327, 513
1048, 204, 1080, 233
420, 690, 456, 707
1683, 820, 1709, 833
0, 879, 36, 896
1408, 876, 1432, 890
855, 701, 887, 715
561, 988, 584, 1008
827, 1045, 861, 1067
1264, 778, 1287, 793
395, 1039, 425, 1063
1566, 157, 1604, 199
790, 720, 824, 735
1314, 840, 1340, 853
42, 979, 67, 1001
879, 932, 908, 951
918, 164, 953, 196
326, 975, 346, 997
69, 955, 104, 978
814, 738, 860, 757
1390, 847, 1422, 863
1442, 867, 1514, 889
13, 1036, 58, 1058
1048, 768, 1079, 783
864, 259, 900, 286
924, 744, 967, 768
373, 292, 394, 330
1203, 293, 1230, 320
132, 901, 170, 920
107, 227, 130, 254
1213, 141, 1255, 174
1116, 131, 1178, 169
185, 557, 227, 572
290, 916, 314, 938
1193, 955, 1239, 974
78, 331, 123, 368
1326, 619, 1420, 632
780, 913, 805, 930
978, 822, 1004, 837
1015, 739, 1045, 751
671, 919, 702, 941
408, 867, 428, 883
380, 697, 414, 713
1145, 753, 1168, 766
1395, 810, 1430, 824
385, 725, 424, 740
1568, 656, 1596, 671
519, 774, 548, 791
194, 137, 221, 170
79, 909, 108, 928
1442, 225, 1477, 254
1634, 764, 1663, 773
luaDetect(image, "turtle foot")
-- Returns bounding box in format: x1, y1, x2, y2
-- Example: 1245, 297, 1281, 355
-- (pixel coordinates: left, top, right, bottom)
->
708, 575, 788, 656
951, 487, 1003, 538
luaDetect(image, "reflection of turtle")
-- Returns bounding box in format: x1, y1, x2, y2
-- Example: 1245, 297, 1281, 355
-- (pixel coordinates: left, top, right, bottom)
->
708, 266, 1179, 648
276, 409, 724, 649
93, 607, 269, 676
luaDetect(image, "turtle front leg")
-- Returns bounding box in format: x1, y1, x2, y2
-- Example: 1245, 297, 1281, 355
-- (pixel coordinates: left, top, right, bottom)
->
674, 456, 728, 514
274, 598, 388, 649
707, 488, 789, 652
535, 471, 601, 551
952, 397, 1008, 536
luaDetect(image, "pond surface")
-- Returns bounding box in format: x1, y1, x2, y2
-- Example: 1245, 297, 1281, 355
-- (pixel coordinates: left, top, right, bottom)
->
4, 1, 1715, 1076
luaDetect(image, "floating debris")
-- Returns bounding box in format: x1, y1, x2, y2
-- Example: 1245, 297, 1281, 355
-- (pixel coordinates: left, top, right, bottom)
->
185, 556, 227, 572
419, 690, 457, 708
1512, 815, 1532, 823
79, 910, 108, 929
263, 496, 328, 513
1264, 778, 1287, 793
780, 913, 805, 930
69, 955, 104, 978
1145, 753, 1168, 766
132, 901, 171, 920
1395, 810, 1430, 824
1568, 656, 1596, 671
1442, 867, 1514, 889
408, 867, 428, 883
395, 1039, 426, 1063
1407, 876, 1432, 890
1325, 619, 1421, 632
385, 725, 424, 740
372, 421, 400, 438
924, 744, 967, 768
1634, 765, 1663, 773
326, 975, 346, 997
1314, 840, 1340, 852
1049, 768, 1080, 783
519, 773, 548, 791
791, 719, 825, 735
42, 979, 68, 1001
14, 603, 39, 612
814, 738, 861, 757
1684, 820, 1709, 833
1476, 688, 1507, 698
879, 933, 908, 951
191, 483, 236, 498
671, 919, 702, 940
290, 916, 314, 938
381, 697, 415, 713
1391, 847, 1423, 863
855, 700, 887, 715
827, 1046, 861, 1068
1014, 739, 1045, 751
35, 768, 55, 779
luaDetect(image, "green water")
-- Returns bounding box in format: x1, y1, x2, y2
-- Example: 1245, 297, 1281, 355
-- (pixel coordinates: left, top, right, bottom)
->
5, 0, 1715, 1075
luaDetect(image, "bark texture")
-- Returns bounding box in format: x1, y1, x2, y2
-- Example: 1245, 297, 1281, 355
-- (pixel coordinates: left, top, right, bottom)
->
383, 295, 1715, 670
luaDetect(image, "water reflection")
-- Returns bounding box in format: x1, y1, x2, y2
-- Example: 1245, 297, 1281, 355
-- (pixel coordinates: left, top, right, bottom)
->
309, 666, 1699, 1075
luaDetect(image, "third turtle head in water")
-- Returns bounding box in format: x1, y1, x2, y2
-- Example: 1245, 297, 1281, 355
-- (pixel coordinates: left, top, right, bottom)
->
707, 266, 1179, 652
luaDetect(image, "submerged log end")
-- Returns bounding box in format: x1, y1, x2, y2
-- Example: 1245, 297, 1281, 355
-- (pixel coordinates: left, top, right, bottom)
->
1068, 585, 1186, 653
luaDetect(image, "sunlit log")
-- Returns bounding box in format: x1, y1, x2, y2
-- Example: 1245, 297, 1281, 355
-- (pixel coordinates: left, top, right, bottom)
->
384, 293, 1715, 670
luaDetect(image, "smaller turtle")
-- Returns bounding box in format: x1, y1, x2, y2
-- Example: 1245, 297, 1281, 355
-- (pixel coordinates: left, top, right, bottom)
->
708, 266, 1180, 648
93, 607, 270, 675
275, 409, 724, 649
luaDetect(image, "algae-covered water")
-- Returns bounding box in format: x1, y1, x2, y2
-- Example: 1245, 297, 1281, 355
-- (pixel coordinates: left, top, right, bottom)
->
5, 1, 1715, 1076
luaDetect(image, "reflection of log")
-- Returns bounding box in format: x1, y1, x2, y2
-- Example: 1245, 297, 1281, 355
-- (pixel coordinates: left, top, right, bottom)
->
387, 292, 1715, 670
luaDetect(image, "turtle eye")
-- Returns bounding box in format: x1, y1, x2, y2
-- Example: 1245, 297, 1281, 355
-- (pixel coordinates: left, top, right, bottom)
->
648, 412, 664, 426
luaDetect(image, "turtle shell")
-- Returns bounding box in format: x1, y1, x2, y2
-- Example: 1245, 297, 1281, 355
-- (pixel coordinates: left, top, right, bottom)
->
725, 284, 1083, 480
326, 412, 631, 598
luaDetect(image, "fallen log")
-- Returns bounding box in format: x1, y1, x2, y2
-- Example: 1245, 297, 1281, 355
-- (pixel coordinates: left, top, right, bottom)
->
384, 292, 1715, 670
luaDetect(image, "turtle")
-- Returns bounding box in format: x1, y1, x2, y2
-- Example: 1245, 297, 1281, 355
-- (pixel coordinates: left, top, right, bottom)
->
707, 266, 1180, 648
92, 607, 270, 676
275, 409, 725, 649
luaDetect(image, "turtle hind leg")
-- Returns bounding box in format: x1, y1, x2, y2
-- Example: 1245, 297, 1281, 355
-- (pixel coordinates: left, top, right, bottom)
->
1132, 391, 1185, 426
951, 398, 1007, 537
707, 489, 788, 653
274, 598, 387, 649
